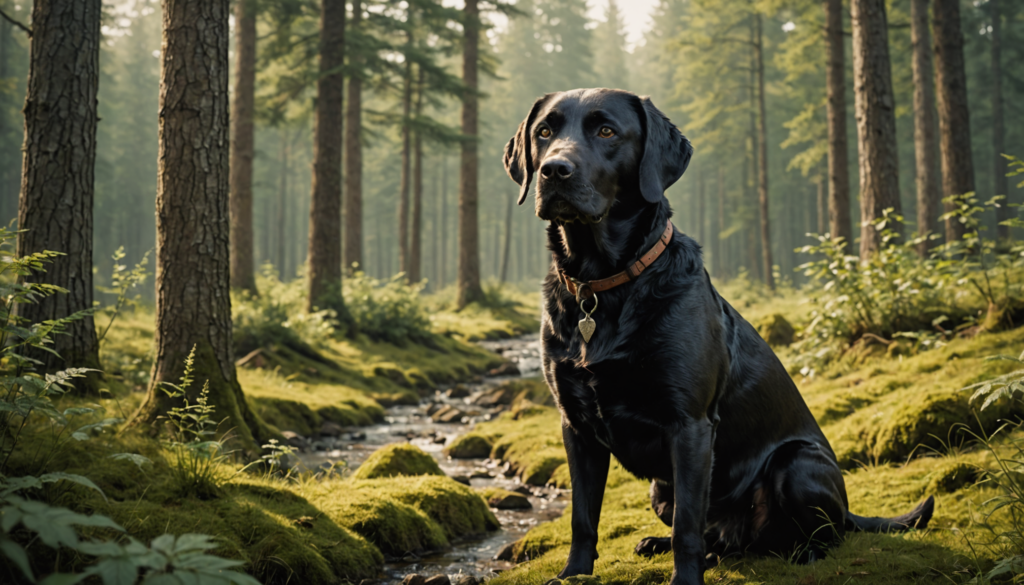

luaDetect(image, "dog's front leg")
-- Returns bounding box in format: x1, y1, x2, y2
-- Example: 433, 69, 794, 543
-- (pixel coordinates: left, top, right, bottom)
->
557, 422, 610, 579
668, 418, 714, 585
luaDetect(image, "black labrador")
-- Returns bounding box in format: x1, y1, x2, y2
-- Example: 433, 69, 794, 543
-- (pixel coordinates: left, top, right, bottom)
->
502, 88, 934, 585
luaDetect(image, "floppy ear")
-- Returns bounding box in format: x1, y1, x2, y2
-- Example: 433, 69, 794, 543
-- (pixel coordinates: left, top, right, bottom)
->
504, 95, 551, 205
633, 96, 694, 203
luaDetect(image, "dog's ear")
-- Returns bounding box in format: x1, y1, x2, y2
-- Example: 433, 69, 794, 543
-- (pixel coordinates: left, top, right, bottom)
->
504, 94, 551, 205
633, 96, 693, 203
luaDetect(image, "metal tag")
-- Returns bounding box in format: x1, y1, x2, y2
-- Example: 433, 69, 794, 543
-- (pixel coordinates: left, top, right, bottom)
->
578, 315, 596, 343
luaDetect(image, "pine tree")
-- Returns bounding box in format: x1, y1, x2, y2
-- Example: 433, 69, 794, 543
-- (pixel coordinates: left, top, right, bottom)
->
17, 0, 103, 392
229, 0, 259, 293
910, 0, 940, 254
592, 0, 629, 90
457, 0, 484, 308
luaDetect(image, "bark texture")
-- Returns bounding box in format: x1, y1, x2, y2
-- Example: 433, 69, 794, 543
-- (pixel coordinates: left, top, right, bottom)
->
398, 30, 413, 276
933, 0, 974, 244
824, 0, 852, 250
990, 0, 1008, 239
229, 0, 257, 293
851, 0, 902, 260
17, 0, 103, 389
276, 132, 289, 275
911, 0, 940, 255
409, 67, 424, 283
343, 0, 363, 270
754, 15, 773, 290
457, 0, 484, 308
130, 0, 268, 452
306, 0, 348, 317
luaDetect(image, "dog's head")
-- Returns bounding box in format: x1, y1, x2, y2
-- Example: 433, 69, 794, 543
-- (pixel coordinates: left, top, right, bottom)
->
503, 88, 693, 223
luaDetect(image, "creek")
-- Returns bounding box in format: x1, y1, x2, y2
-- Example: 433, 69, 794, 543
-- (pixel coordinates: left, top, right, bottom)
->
294, 334, 566, 583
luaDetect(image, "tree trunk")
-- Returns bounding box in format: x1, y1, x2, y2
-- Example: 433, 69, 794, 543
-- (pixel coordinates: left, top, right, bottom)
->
17, 0, 103, 392
911, 0, 940, 255
500, 193, 513, 282
712, 165, 723, 278
754, 14, 774, 290
229, 0, 257, 293
276, 130, 289, 276
409, 66, 424, 283
440, 156, 447, 289
129, 0, 269, 452
933, 0, 974, 245
990, 0, 1008, 239
457, 0, 484, 308
851, 0, 902, 260
343, 0, 363, 271
817, 176, 827, 235
398, 30, 413, 276
697, 167, 706, 248
306, 0, 349, 321
747, 41, 761, 283
824, 0, 852, 250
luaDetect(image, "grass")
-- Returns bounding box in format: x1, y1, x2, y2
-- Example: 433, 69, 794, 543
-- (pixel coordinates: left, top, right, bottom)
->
450, 285, 1024, 585
425, 283, 541, 342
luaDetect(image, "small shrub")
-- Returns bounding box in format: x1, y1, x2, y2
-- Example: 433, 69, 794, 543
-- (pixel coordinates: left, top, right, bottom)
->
343, 270, 432, 345
232, 265, 337, 357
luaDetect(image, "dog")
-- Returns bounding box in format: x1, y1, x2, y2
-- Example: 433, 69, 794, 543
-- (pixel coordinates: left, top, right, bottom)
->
502, 88, 934, 585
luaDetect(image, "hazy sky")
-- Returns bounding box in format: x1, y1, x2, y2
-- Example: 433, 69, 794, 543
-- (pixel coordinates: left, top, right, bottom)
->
592, 0, 660, 51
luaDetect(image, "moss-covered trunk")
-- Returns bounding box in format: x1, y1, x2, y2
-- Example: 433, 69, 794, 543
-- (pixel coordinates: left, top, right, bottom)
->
129, 0, 271, 454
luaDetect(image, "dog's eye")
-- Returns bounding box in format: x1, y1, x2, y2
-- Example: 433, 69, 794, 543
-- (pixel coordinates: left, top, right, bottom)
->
538, 127, 551, 139
598, 126, 615, 138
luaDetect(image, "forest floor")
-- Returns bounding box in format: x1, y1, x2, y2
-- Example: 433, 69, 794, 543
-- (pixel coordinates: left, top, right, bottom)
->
11, 280, 1024, 584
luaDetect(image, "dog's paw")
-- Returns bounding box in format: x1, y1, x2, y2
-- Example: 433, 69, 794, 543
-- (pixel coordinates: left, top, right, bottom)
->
634, 536, 672, 557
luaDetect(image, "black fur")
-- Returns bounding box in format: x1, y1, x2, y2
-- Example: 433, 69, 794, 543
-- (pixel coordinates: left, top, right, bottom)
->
502, 88, 934, 585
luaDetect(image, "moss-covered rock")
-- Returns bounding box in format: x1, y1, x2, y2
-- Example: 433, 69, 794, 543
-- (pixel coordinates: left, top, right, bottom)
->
548, 463, 571, 489
755, 313, 795, 347
444, 432, 494, 459
352, 444, 445, 479
477, 487, 532, 509
926, 460, 980, 494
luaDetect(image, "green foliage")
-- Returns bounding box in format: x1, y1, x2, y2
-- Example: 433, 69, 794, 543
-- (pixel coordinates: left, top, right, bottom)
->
95, 247, 150, 345
343, 270, 432, 345
157, 346, 227, 499
794, 201, 1024, 375
232, 265, 337, 357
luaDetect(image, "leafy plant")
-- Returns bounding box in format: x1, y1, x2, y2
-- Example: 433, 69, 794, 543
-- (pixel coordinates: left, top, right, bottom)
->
157, 346, 227, 499
344, 270, 431, 345
96, 246, 150, 345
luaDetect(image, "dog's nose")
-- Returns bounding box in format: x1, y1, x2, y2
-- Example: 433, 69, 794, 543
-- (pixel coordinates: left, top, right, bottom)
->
540, 159, 574, 180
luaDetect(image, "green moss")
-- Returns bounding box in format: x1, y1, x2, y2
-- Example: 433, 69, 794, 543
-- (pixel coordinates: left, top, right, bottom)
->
755, 313, 795, 346
548, 463, 571, 489
425, 286, 540, 342
477, 487, 532, 509
351, 444, 446, 480
444, 432, 494, 458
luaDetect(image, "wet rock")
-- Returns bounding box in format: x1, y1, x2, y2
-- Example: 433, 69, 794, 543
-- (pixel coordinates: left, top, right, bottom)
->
281, 431, 306, 449
446, 384, 471, 398
358, 580, 378, 585
432, 434, 447, 445
426, 403, 445, 416
755, 313, 795, 347
494, 542, 516, 561
512, 485, 532, 495
320, 421, 345, 437
501, 461, 517, 477
402, 575, 427, 585
444, 433, 493, 459
470, 469, 493, 479
451, 576, 479, 585
487, 491, 531, 510
472, 385, 518, 407
349, 431, 367, 441
450, 475, 471, 486
487, 362, 520, 377
424, 576, 451, 585
432, 406, 466, 424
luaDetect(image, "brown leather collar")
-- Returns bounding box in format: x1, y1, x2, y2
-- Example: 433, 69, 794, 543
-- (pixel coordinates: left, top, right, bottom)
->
558, 220, 675, 299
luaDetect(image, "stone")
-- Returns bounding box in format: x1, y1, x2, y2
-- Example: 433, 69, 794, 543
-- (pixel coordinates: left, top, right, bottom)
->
402, 575, 426, 585
754, 313, 795, 347
433, 406, 466, 424
280, 431, 306, 449
512, 485, 532, 495
433, 434, 447, 445
426, 403, 445, 416
494, 542, 516, 561
472, 385, 518, 407
450, 475, 471, 486
320, 421, 345, 437
487, 362, 520, 377
424, 576, 451, 585
445, 384, 471, 398
451, 576, 479, 585
487, 491, 531, 510
470, 469, 492, 479
349, 431, 367, 441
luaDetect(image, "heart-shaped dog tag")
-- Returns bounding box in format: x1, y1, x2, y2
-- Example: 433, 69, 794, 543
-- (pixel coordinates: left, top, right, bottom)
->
578, 315, 596, 343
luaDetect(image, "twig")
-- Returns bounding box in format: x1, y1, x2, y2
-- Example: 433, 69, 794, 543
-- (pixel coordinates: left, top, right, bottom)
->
0, 8, 31, 37
860, 332, 893, 346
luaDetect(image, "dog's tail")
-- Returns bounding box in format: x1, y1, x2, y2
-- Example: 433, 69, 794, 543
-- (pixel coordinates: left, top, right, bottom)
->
845, 496, 935, 533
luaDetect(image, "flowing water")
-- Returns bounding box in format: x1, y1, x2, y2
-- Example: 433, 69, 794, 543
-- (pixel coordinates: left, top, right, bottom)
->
294, 334, 566, 583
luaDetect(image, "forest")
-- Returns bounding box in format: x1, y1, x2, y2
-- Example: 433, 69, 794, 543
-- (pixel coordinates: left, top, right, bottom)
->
1, 0, 1024, 583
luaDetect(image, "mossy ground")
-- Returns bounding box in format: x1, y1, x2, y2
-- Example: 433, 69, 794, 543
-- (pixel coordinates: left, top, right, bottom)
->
425, 284, 541, 342
351, 443, 446, 480
455, 286, 1024, 585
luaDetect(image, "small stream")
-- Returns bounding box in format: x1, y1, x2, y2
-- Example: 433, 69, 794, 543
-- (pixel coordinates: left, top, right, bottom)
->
293, 334, 565, 583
